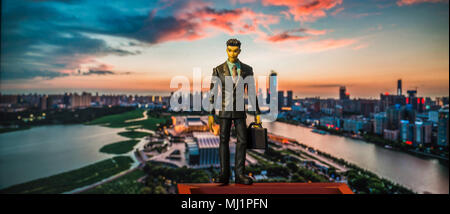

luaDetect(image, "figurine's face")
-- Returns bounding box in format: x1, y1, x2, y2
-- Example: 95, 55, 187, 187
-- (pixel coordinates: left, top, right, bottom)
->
226, 45, 241, 63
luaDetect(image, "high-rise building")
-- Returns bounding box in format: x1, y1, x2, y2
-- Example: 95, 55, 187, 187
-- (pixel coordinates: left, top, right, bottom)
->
412, 120, 432, 146
39, 95, 47, 111
267, 70, 277, 109
406, 90, 424, 112
397, 79, 402, 96
380, 93, 405, 112
339, 86, 349, 100
278, 91, 285, 109
287, 90, 293, 107
374, 112, 387, 135
400, 105, 416, 123
386, 106, 401, 130
428, 111, 439, 123
414, 121, 424, 146
423, 122, 432, 144
400, 120, 410, 143
384, 129, 399, 142
359, 99, 377, 117
70, 92, 91, 108
0, 94, 18, 104
437, 108, 449, 147
342, 118, 367, 133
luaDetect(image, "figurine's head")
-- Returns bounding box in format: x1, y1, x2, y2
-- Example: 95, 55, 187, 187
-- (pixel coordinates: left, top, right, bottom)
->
226, 38, 241, 63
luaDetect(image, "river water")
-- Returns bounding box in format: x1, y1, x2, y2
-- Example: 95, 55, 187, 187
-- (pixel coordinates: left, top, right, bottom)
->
262, 120, 448, 194
1, 121, 448, 194
0, 124, 128, 189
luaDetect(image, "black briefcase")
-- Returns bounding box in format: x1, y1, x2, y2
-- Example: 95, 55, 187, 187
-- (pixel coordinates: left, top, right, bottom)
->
247, 122, 268, 150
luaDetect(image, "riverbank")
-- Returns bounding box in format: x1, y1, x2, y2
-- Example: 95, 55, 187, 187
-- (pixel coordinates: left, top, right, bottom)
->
266, 118, 448, 193
0, 108, 162, 193
277, 118, 449, 163
287, 140, 414, 194
0, 126, 31, 134
0, 106, 136, 134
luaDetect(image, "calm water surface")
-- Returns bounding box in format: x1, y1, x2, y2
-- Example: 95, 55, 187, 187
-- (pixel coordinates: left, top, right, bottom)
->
262, 120, 448, 194
0, 124, 128, 189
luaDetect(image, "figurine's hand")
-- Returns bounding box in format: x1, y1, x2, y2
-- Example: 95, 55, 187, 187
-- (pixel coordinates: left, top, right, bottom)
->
255, 115, 261, 124
208, 115, 215, 133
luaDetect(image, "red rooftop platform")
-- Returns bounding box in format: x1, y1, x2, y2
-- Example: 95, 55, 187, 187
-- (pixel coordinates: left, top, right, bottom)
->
177, 183, 353, 194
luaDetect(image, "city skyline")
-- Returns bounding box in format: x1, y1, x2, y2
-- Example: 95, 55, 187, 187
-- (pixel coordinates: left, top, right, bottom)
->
1, 78, 447, 100
1, 0, 449, 98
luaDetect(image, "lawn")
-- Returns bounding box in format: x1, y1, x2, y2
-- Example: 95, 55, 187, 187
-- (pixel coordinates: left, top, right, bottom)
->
81, 169, 146, 194
99, 139, 140, 154
86, 109, 145, 128
86, 109, 168, 131
118, 131, 149, 139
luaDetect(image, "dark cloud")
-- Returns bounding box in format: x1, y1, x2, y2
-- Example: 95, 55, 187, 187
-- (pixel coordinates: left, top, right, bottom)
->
83, 70, 115, 75
89, 9, 201, 44
81, 69, 132, 75
1, 2, 143, 80
1, 69, 69, 80
1, 0, 277, 80
1, 0, 246, 81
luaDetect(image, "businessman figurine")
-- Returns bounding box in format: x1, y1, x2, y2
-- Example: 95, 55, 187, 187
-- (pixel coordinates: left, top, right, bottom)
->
208, 38, 261, 185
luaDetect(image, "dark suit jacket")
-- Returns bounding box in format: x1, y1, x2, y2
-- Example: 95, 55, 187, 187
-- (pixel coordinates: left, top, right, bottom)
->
209, 59, 261, 118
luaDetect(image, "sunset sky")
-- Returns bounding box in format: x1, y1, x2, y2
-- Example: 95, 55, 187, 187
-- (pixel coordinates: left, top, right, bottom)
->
1, 0, 449, 98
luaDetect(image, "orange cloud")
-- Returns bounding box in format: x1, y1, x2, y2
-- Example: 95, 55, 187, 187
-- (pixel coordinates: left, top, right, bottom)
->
262, 0, 343, 22
155, 5, 280, 43
264, 28, 327, 42
266, 34, 310, 42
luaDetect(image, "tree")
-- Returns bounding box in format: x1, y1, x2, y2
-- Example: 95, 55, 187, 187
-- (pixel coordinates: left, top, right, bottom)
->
286, 161, 299, 172
140, 186, 152, 194
154, 185, 167, 194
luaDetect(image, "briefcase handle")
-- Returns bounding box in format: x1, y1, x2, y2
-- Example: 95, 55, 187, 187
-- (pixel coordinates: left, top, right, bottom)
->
248, 122, 263, 129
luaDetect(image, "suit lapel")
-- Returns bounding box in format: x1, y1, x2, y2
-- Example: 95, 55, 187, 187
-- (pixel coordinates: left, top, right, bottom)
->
222, 61, 230, 77
235, 60, 246, 88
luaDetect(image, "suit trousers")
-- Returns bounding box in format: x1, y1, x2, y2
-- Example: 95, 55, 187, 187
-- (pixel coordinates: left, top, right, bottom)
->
219, 117, 248, 178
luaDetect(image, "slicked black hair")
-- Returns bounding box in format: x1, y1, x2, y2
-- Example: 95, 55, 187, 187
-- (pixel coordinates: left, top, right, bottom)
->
226, 38, 241, 48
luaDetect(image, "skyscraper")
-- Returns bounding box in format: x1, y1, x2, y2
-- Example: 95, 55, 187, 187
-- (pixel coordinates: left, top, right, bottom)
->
386, 105, 401, 130
278, 91, 285, 108
287, 90, 293, 107
339, 86, 349, 100
414, 120, 424, 146
374, 112, 387, 135
267, 70, 277, 109
400, 120, 410, 142
437, 108, 449, 147
397, 79, 402, 96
